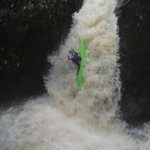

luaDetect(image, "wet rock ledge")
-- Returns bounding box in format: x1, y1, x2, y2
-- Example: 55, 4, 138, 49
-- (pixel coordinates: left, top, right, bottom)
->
0, 0, 83, 107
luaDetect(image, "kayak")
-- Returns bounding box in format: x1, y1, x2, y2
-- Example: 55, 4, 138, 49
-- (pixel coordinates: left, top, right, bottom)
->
76, 38, 86, 90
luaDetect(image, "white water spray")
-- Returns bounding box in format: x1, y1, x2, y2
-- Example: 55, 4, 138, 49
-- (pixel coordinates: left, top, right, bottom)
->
0, 0, 150, 150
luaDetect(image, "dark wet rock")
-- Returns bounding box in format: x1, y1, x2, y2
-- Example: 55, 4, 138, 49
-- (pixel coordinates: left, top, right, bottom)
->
116, 0, 150, 125
0, 0, 83, 107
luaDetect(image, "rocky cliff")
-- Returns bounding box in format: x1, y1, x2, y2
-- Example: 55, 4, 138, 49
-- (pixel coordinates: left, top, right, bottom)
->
116, 0, 150, 125
0, 0, 83, 107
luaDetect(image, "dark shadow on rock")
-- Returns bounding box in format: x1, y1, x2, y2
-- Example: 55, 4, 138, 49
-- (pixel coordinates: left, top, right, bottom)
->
0, 0, 83, 108
115, 0, 150, 125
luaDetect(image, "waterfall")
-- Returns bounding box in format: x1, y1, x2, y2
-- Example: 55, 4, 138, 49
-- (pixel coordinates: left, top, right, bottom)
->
0, 0, 150, 150
46, 0, 121, 129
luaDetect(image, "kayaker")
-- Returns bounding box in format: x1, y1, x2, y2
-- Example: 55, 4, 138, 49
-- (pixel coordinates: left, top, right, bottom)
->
68, 49, 81, 67
68, 49, 81, 74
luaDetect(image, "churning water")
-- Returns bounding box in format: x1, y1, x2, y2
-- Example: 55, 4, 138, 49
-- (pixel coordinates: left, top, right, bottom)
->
0, 0, 150, 150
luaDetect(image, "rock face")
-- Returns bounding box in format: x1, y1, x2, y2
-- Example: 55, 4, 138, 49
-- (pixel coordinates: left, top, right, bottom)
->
115, 0, 150, 125
0, 0, 83, 107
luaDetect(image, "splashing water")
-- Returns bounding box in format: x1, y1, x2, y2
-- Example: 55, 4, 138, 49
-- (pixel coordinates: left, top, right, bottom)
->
0, 0, 150, 150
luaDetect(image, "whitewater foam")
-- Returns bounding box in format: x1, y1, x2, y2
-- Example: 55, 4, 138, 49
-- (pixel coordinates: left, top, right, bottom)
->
0, 97, 138, 150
